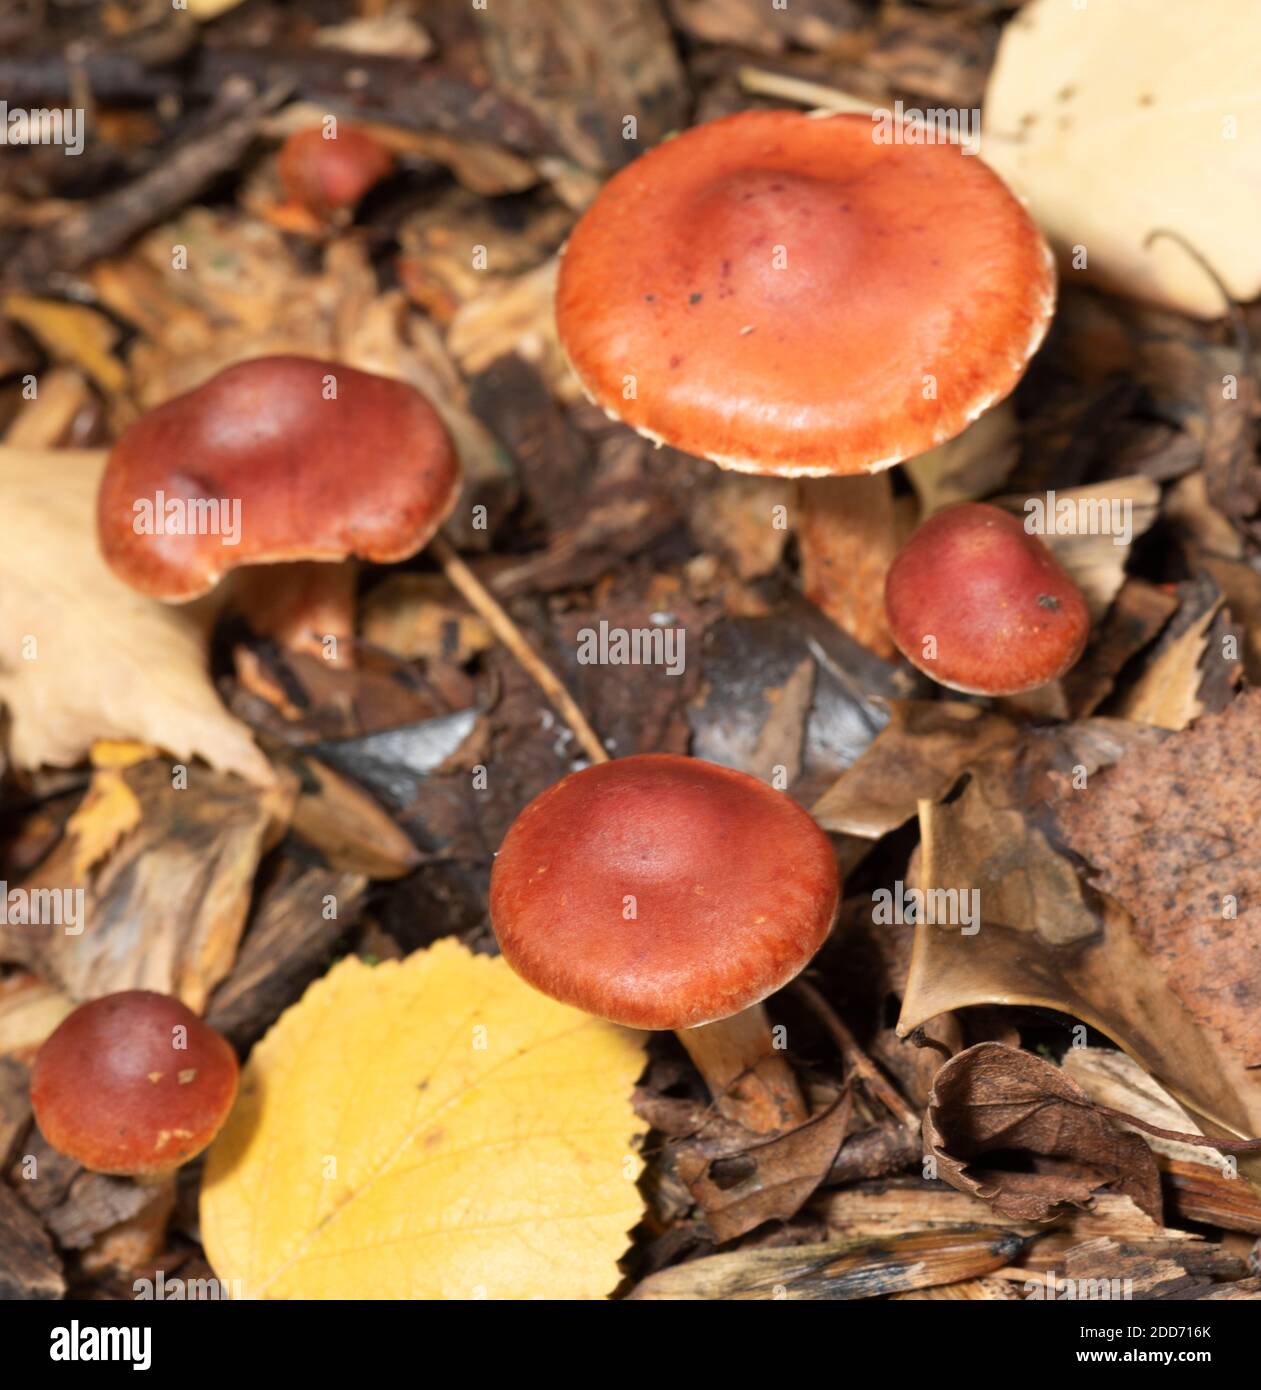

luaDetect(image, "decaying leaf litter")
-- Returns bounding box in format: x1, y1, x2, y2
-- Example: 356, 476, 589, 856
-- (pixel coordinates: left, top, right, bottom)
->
1, 0, 1260, 1302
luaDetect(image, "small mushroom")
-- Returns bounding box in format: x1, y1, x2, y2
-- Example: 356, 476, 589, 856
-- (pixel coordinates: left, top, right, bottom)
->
30, 991, 239, 1177
884, 502, 1090, 695
97, 355, 458, 660
555, 109, 1055, 477
97, 353, 608, 759
490, 754, 840, 1134
277, 125, 395, 220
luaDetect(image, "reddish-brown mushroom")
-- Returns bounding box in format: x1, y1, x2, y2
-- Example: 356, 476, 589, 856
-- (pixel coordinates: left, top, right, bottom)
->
31, 991, 239, 1177
884, 502, 1090, 695
97, 355, 458, 654
278, 125, 395, 218
490, 754, 840, 1133
556, 109, 1055, 478
96, 354, 608, 760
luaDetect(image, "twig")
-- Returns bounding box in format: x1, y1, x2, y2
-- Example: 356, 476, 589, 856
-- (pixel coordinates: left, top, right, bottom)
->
429, 535, 608, 766
1086, 1099, 1261, 1153
0, 46, 554, 156
737, 66, 875, 115
5, 77, 291, 285
793, 976, 921, 1132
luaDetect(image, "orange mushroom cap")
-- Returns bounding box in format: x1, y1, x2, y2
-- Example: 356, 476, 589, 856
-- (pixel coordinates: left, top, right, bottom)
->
489, 754, 840, 1030
884, 502, 1090, 696
97, 356, 460, 601
556, 109, 1056, 477
31, 991, 239, 1177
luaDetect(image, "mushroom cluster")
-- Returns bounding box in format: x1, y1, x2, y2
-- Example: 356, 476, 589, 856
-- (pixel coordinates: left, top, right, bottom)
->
556, 106, 1089, 697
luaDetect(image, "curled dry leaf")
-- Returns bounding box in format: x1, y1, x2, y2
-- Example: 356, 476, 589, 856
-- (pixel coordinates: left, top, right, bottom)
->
674, 1093, 855, 1243
924, 1042, 1163, 1224
1111, 577, 1237, 730
900, 698, 1261, 1188
1055, 688, 1261, 1069
984, 0, 1261, 317
201, 940, 646, 1299
812, 700, 1020, 839
0, 448, 270, 785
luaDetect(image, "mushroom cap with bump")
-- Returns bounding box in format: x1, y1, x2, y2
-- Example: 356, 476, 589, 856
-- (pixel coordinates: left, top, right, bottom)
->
97, 355, 460, 601
489, 754, 840, 1031
556, 109, 1056, 477
31, 991, 240, 1177
884, 501, 1090, 695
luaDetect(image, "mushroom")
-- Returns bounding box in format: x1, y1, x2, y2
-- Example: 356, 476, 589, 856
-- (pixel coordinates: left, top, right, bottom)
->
97, 354, 607, 760
98, 355, 457, 660
884, 502, 1090, 695
490, 754, 840, 1133
555, 108, 1056, 478
30, 991, 239, 1177
278, 124, 395, 221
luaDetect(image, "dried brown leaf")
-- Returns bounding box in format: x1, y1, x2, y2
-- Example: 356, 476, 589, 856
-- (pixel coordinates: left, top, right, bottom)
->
925, 1042, 1163, 1224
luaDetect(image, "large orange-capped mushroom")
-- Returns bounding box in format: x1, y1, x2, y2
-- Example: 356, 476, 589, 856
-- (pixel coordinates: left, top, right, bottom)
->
490, 754, 840, 1133
884, 502, 1090, 696
556, 109, 1056, 478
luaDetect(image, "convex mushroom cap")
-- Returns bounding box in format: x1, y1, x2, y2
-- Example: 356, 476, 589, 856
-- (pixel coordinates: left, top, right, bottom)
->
278, 125, 395, 216
556, 109, 1056, 477
97, 355, 459, 601
489, 754, 840, 1030
884, 501, 1090, 695
31, 991, 239, 1177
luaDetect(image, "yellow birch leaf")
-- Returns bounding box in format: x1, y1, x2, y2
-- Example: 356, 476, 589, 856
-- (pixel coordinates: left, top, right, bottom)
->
201, 940, 647, 1299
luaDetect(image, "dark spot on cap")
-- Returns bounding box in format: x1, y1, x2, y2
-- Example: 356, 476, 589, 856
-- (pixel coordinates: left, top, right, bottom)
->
689, 292, 703, 304
1037, 594, 1061, 611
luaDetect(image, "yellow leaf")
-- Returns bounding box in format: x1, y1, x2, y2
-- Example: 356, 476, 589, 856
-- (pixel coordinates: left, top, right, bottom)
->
201, 940, 646, 1299
90, 739, 159, 769
66, 766, 142, 880
2, 294, 127, 396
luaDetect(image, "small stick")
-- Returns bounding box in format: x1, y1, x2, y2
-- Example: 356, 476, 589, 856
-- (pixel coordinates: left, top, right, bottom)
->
737, 66, 875, 114
794, 976, 921, 1132
429, 534, 608, 765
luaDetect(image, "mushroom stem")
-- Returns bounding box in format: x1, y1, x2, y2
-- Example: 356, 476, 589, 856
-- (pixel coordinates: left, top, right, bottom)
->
237, 559, 358, 665
429, 534, 608, 765
677, 1001, 809, 1134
